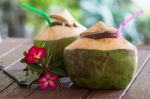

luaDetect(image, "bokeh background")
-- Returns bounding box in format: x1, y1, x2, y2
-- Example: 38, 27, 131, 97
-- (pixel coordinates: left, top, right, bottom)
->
0, 0, 150, 44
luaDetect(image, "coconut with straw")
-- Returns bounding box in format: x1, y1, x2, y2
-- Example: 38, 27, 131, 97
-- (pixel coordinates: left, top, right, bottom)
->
22, 4, 86, 63
64, 10, 143, 89
64, 21, 138, 89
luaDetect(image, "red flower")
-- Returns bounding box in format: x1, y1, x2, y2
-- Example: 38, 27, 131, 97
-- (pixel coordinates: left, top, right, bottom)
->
25, 46, 46, 64
38, 72, 59, 90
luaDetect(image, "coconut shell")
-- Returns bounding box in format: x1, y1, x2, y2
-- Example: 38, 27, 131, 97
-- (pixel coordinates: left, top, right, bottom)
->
34, 9, 86, 63
64, 49, 137, 89
49, 9, 76, 27
34, 9, 86, 41
80, 22, 117, 39
64, 21, 138, 89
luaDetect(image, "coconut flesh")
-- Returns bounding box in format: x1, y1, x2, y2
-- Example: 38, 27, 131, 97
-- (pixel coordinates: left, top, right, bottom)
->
64, 22, 138, 89
34, 9, 86, 63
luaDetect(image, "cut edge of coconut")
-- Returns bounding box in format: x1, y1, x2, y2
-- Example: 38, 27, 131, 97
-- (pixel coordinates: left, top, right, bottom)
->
34, 25, 86, 41
80, 21, 117, 37
34, 9, 87, 40
65, 37, 137, 51
49, 9, 81, 27
65, 21, 136, 51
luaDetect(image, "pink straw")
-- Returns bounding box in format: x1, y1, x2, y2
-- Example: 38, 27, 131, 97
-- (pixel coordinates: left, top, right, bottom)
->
116, 9, 144, 37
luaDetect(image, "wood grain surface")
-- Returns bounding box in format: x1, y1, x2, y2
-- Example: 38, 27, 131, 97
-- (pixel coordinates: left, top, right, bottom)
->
0, 38, 150, 99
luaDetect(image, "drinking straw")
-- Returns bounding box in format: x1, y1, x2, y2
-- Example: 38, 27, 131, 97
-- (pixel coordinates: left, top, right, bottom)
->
116, 9, 143, 37
22, 4, 52, 26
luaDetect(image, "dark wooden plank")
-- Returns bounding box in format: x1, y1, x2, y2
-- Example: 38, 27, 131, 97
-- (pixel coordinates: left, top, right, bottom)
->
0, 38, 32, 93
27, 89, 63, 99
123, 57, 150, 99
0, 67, 24, 92
4, 77, 71, 98
0, 72, 14, 92
1, 69, 38, 97
28, 86, 90, 99
27, 76, 90, 99
1, 43, 149, 99
50, 87, 91, 99
28, 77, 90, 99
0, 41, 32, 68
0, 69, 37, 97
0, 83, 18, 96
0, 38, 30, 58
0, 38, 29, 92
3, 83, 37, 98
0, 38, 36, 98
89, 50, 150, 99
0, 96, 24, 99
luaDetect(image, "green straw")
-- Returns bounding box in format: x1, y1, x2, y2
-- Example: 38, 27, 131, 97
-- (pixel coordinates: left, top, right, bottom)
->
22, 4, 52, 26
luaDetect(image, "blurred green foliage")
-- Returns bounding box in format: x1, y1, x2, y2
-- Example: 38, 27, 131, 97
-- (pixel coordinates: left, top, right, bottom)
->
19, 0, 150, 44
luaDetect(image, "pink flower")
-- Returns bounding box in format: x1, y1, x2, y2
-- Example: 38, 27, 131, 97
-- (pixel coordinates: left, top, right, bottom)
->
38, 72, 59, 90
25, 46, 46, 64
25, 54, 35, 64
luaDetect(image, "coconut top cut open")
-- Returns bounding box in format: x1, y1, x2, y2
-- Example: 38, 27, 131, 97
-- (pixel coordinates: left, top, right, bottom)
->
34, 9, 86, 41
65, 22, 137, 51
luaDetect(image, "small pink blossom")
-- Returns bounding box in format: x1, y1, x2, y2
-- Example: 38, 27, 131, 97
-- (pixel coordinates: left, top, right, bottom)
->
38, 72, 59, 90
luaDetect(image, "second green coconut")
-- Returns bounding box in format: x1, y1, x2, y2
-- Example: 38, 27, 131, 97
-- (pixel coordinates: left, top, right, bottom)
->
64, 22, 138, 89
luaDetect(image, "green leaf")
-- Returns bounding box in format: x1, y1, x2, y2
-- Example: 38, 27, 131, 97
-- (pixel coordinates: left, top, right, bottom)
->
49, 60, 67, 76
20, 58, 25, 63
50, 60, 64, 68
51, 68, 67, 76
29, 64, 44, 73
23, 51, 27, 56
34, 41, 45, 48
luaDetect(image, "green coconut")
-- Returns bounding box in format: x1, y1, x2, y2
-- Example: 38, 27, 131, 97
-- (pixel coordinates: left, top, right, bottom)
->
34, 9, 86, 62
64, 22, 138, 89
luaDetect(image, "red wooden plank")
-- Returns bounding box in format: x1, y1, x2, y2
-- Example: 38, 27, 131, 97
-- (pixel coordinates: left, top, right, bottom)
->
123, 57, 150, 99
89, 50, 150, 99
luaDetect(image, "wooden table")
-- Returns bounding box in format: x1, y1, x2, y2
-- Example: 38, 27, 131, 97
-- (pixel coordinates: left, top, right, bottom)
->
0, 38, 150, 99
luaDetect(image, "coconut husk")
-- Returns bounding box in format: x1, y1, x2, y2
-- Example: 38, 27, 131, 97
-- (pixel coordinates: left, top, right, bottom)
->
64, 21, 138, 89
33, 9, 86, 64
34, 9, 86, 41
66, 21, 136, 51
49, 9, 81, 27
80, 22, 118, 39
